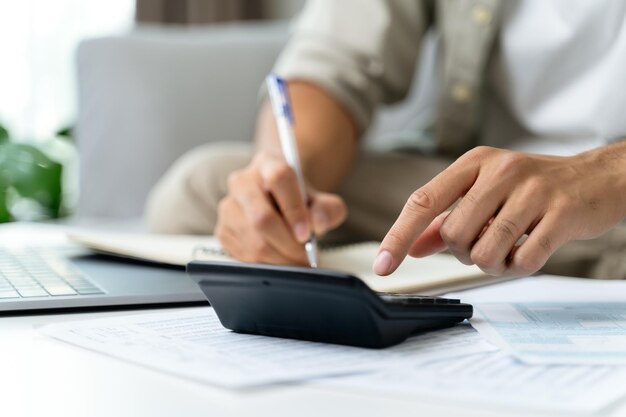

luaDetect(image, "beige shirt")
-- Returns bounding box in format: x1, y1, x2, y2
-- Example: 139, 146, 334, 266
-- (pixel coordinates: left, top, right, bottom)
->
274, 0, 626, 157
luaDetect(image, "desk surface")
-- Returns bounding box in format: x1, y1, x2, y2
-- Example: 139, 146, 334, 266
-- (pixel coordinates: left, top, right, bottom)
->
2, 278, 626, 417
2, 223, 626, 417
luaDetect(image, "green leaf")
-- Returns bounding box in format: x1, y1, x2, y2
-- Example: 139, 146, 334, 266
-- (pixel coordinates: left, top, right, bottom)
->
55, 125, 74, 141
0, 123, 8, 144
0, 143, 63, 220
0, 188, 10, 223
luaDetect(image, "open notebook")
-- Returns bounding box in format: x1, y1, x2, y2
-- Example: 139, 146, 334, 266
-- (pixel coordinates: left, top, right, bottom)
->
68, 232, 504, 295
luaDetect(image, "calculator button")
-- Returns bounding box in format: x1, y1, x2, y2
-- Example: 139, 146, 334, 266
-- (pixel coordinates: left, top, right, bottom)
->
380, 294, 461, 306
409, 297, 434, 304
380, 295, 435, 304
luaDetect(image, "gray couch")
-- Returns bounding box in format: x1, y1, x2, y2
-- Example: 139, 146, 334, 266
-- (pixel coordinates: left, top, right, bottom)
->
75, 22, 437, 220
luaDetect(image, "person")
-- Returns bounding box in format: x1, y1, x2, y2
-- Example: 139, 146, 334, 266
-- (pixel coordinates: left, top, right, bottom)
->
145, 0, 626, 279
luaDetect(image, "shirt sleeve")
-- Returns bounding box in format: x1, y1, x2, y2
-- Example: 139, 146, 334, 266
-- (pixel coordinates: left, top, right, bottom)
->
273, 0, 431, 132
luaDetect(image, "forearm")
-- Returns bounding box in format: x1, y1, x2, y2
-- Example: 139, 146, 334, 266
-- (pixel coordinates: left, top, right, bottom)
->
254, 81, 359, 192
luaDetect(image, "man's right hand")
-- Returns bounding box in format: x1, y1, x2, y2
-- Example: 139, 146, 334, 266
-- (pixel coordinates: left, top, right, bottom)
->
215, 151, 347, 265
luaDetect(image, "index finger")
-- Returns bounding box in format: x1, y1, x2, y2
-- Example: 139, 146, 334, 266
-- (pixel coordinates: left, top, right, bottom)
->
373, 159, 479, 276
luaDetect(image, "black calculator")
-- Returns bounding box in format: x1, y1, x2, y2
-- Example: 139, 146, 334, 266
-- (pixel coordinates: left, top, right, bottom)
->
187, 261, 473, 348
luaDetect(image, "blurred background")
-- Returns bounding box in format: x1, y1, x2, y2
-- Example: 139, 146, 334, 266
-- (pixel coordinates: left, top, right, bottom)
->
0, 0, 306, 224
1, 0, 432, 227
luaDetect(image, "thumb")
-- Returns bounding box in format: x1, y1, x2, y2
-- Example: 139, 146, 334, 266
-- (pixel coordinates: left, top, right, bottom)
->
309, 192, 347, 235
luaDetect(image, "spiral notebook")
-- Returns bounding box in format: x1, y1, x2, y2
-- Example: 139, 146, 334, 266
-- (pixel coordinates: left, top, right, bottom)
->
68, 232, 501, 295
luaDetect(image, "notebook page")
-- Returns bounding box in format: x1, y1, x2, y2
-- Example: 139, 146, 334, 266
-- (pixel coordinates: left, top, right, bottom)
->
68, 232, 232, 266
69, 232, 490, 293
41, 308, 496, 389
320, 242, 488, 293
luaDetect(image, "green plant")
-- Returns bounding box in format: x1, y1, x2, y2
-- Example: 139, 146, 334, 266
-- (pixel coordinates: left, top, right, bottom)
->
55, 125, 74, 141
0, 125, 8, 143
0, 123, 64, 223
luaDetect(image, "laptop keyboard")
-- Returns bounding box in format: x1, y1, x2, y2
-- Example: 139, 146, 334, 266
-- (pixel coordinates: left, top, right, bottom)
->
0, 248, 105, 299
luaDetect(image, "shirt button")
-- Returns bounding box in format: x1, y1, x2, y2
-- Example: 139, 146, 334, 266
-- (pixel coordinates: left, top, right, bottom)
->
451, 83, 472, 103
472, 4, 493, 26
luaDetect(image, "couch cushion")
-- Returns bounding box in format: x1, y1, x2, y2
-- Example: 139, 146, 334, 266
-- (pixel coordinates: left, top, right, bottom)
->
76, 23, 287, 218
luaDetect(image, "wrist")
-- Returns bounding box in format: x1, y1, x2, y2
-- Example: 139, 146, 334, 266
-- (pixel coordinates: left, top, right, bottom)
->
252, 101, 329, 189
579, 141, 626, 219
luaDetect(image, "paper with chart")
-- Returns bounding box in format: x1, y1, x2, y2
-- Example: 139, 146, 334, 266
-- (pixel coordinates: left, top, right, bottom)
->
40, 308, 495, 388
472, 302, 626, 365
330, 351, 626, 414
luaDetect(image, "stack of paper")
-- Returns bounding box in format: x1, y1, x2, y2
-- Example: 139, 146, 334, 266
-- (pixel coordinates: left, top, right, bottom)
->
41, 275, 626, 414
331, 280, 626, 414
331, 351, 626, 414
41, 308, 495, 388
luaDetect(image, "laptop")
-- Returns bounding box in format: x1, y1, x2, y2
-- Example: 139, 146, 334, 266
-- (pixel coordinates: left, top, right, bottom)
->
0, 243, 206, 313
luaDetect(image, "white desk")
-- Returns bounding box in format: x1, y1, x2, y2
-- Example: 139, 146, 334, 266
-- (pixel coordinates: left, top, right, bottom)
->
2, 224, 626, 417
0, 306, 501, 417
3, 278, 626, 417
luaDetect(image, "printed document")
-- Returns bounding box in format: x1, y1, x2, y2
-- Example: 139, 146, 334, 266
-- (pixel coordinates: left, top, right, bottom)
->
473, 302, 626, 365
330, 351, 626, 414
41, 307, 495, 388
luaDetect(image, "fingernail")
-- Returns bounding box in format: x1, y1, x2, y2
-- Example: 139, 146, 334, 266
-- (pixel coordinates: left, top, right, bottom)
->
294, 222, 310, 242
312, 209, 328, 234
373, 250, 393, 276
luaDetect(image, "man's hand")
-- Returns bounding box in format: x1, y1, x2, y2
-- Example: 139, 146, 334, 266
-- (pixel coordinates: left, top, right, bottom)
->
374, 145, 626, 277
215, 151, 347, 265
216, 82, 357, 265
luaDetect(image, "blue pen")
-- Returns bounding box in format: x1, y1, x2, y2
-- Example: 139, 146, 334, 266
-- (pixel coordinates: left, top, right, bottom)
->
265, 74, 318, 268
